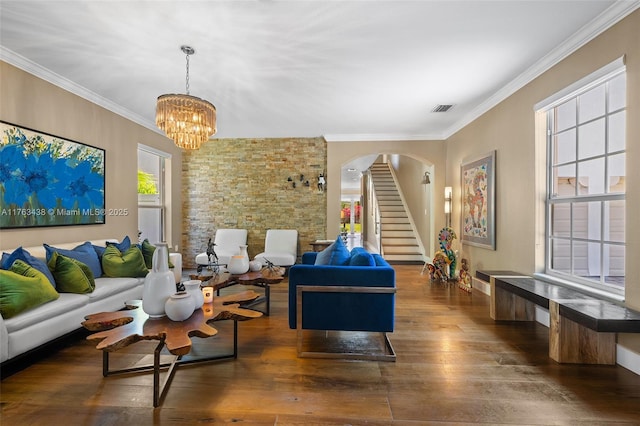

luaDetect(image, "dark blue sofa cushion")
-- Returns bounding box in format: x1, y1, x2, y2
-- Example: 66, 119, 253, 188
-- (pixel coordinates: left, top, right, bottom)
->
349, 247, 375, 266
289, 250, 395, 332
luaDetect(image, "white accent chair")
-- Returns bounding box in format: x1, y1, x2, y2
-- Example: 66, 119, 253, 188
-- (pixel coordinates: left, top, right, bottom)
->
195, 229, 248, 272
254, 229, 298, 269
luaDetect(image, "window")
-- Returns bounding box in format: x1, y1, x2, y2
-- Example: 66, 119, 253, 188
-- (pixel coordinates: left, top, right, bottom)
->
541, 60, 625, 295
138, 145, 169, 244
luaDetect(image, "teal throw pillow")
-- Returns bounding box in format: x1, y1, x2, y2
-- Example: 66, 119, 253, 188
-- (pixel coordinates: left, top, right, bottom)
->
47, 252, 95, 294
44, 241, 102, 278
314, 236, 351, 266
101, 245, 148, 278
372, 253, 389, 267
349, 247, 375, 266
0, 260, 60, 319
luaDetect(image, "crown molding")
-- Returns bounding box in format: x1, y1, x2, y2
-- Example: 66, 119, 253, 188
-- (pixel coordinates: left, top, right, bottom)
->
324, 133, 445, 142
0, 46, 163, 136
442, 0, 640, 140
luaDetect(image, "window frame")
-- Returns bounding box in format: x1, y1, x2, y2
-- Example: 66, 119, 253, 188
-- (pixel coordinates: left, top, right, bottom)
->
539, 59, 626, 298
138, 144, 170, 244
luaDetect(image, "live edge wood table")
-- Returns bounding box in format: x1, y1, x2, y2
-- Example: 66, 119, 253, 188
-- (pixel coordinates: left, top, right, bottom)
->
82, 292, 262, 407
191, 269, 285, 316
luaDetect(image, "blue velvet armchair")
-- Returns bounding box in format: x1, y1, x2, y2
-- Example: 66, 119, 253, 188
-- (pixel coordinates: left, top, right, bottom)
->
288, 249, 396, 360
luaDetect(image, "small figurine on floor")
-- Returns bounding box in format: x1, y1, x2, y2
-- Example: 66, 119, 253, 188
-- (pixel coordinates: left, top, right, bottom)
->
427, 251, 451, 283
438, 227, 457, 279
458, 258, 472, 293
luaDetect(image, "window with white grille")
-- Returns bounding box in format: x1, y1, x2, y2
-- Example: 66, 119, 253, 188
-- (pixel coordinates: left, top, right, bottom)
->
540, 60, 625, 295
138, 145, 169, 244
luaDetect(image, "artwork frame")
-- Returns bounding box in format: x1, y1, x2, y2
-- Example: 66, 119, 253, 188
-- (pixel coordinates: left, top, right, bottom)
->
0, 121, 105, 229
460, 150, 495, 250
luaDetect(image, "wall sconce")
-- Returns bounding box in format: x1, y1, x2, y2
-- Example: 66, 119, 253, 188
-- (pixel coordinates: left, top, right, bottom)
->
422, 171, 431, 185
444, 186, 452, 227
318, 172, 326, 193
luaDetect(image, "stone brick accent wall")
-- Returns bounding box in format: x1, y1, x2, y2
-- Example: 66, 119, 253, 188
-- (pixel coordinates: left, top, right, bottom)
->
181, 137, 327, 268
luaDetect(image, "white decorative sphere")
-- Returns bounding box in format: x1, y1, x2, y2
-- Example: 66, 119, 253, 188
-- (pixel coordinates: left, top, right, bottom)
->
249, 260, 262, 272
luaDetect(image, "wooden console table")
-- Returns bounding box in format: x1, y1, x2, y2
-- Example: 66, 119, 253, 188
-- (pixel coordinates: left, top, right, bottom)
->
481, 273, 640, 365
82, 291, 261, 407
310, 239, 333, 252
472, 270, 528, 319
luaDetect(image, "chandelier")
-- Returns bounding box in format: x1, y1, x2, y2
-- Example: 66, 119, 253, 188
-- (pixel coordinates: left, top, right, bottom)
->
156, 45, 216, 150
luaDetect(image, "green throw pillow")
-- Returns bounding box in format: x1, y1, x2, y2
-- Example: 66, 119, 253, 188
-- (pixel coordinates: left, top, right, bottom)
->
140, 239, 174, 269
47, 252, 95, 294
102, 245, 148, 278
0, 260, 59, 319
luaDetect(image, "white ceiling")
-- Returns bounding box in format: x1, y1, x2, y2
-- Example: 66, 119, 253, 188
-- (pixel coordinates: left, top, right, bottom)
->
1, 1, 637, 189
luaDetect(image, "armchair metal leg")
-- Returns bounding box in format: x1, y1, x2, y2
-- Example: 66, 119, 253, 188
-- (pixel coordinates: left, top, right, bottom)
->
296, 285, 397, 362
296, 329, 396, 361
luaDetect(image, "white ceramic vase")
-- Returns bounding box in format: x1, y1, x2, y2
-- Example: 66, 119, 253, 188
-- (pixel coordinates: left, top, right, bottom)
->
228, 244, 250, 274
183, 279, 204, 311
165, 292, 194, 321
142, 242, 176, 318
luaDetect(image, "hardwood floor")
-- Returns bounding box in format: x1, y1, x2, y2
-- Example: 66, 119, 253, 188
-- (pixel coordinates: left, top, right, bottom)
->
2, 265, 640, 425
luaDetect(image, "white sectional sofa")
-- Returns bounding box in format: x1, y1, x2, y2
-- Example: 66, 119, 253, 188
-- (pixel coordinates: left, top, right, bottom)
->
0, 239, 182, 364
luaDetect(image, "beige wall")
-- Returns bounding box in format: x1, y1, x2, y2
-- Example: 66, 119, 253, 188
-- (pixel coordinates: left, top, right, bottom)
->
327, 140, 446, 254
445, 11, 640, 350
0, 61, 183, 251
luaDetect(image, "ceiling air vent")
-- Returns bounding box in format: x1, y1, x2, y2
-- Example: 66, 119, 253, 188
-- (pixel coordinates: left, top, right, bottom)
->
432, 104, 454, 112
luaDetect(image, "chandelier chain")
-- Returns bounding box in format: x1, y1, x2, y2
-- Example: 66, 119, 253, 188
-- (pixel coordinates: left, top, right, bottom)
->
185, 52, 190, 95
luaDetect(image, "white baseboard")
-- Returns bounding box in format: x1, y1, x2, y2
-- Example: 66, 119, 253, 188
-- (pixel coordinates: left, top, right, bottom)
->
616, 345, 640, 375
535, 306, 550, 327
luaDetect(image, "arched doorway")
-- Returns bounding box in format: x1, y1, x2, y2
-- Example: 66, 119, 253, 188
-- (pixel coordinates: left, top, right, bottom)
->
340, 153, 435, 260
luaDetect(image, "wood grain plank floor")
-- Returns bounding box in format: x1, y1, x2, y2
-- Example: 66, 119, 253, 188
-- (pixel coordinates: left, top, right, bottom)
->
2, 265, 640, 425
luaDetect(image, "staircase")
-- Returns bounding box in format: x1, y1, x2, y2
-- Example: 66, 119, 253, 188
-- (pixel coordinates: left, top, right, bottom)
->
369, 163, 423, 263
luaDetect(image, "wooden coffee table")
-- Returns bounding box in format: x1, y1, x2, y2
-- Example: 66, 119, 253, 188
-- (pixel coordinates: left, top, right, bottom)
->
82, 291, 261, 407
191, 269, 285, 316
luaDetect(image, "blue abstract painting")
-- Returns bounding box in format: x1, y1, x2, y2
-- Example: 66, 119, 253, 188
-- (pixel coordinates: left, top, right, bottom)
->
0, 121, 105, 228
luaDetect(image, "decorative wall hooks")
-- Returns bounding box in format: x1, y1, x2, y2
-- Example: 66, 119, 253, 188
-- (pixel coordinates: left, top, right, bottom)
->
287, 174, 310, 188
286, 172, 324, 191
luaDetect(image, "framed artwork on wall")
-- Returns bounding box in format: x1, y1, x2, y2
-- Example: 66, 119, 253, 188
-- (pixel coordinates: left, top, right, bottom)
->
0, 121, 105, 229
460, 150, 495, 250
